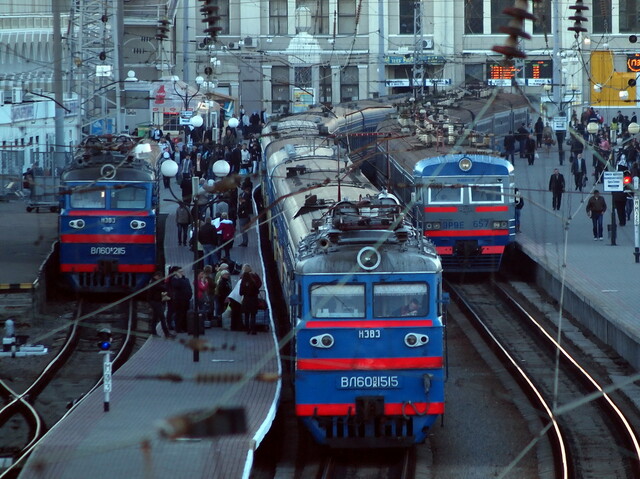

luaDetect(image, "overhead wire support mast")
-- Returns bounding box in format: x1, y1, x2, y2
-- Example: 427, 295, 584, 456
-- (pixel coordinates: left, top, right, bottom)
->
412, 0, 425, 100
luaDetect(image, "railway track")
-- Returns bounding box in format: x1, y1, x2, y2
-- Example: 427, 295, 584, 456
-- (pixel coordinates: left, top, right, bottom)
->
447, 279, 640, 479
0, 299, 139, 477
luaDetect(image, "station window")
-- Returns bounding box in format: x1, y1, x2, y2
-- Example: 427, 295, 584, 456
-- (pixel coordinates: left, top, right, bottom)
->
470, 184, 503, 203
111, 186, 147, 209
310, 283, 365, 318
373, 283, 429, 318
70, 187, 106, 208
428, 184, 463, 204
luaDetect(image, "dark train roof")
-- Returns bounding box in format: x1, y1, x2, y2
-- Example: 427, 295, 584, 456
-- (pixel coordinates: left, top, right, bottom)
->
414, 154, 514, 177
61, 135, 159, 182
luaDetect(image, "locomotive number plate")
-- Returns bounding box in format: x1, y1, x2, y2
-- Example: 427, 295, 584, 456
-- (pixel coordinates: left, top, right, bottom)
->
338, 375, 399, 389
358, 329, 381, 339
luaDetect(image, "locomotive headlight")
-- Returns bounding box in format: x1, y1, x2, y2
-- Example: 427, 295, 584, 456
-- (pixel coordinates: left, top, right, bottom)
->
424, 222, 441, 230
69, 219, 85, 229
310, 334, 334, 348
130, 220, 146, 229
492, 220, 508, 229
404, 333, 429, 347
357, 246, 381, 271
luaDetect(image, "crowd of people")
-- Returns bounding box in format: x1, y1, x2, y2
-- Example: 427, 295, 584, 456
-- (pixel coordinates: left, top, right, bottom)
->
503, 107, 640, 240
145, 115, 266, 338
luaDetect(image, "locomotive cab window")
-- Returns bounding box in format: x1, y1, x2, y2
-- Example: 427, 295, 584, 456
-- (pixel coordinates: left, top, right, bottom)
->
111, 186, 147, 209
69, 187, 106, 208
310, 283, 365, 318
470, 184, 503, 203
373, 283, 429, 318
428, 185, 462, 204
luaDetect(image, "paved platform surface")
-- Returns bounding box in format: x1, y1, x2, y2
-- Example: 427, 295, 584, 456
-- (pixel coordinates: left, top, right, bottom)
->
20, 180, 281, 479
511, 143, 640, 371
0, 196, 57, 288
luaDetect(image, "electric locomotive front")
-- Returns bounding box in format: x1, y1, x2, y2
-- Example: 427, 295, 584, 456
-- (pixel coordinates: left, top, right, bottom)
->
58, 137, 161, 293
414, 154, 515, 272
292, 198, 446, 447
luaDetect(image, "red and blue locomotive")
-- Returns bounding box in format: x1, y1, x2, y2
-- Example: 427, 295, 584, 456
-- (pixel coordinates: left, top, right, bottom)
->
413, 154, 515, 272
58, 135, 161, 293
261, 105, 447, 447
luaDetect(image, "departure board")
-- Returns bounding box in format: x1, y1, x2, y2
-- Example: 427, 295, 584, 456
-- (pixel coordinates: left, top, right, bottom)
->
486, 59, 552, 86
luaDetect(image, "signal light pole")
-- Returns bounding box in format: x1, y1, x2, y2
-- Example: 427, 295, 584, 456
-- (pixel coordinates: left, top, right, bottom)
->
97, 328, 112, 412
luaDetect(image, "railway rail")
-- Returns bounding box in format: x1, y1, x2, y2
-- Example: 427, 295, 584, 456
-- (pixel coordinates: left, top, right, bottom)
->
447, 279, 640, 479
0, 299, 139, 477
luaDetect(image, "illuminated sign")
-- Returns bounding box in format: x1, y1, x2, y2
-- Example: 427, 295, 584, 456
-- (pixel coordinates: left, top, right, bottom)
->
486, 59, 553, 85
525, 59, 552, 80
627, 54, 640, 72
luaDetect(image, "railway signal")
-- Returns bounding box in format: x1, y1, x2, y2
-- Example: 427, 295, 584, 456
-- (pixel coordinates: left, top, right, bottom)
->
98, 328, 112, 412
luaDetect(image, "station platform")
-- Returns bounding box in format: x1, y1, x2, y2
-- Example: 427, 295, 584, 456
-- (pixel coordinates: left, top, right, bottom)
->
510, 143, 640, 373
0, 194, 57, 289
20, 180, 281, 479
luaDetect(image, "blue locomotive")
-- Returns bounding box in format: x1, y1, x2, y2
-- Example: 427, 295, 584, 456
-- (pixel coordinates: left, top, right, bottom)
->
261, 105, 447, 447
413, 154, 515, 272
58, 135, 161, 293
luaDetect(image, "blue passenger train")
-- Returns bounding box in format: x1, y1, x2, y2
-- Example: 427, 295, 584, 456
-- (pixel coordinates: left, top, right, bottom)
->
261, 104, 447, 447
58, 135, 162, 293
414, 154, 516, 272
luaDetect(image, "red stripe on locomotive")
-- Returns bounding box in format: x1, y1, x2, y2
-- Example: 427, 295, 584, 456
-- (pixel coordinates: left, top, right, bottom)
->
305, 319, 434, 328
296, 402, 445, 416
475, 205, 509, 212
426, 229, 508, 237
424, 206, 459, 213
297, 356, 443, 370
60, 234, 155, 243
60, 264, 156, 273
67, 210, 151, 216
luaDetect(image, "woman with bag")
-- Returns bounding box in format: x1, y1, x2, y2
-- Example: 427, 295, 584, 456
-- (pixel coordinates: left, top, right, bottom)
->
239, 264, 262, 335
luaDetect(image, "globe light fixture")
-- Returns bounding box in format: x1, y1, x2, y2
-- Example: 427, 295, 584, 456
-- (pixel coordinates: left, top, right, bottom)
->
228, 117, 239, 129
629, 122, 640, 135
212, 160, 231, 178
160, 159, 179, 178
586, 122, 599, 135
190, 115, 204, 128
620, 90, 629, 100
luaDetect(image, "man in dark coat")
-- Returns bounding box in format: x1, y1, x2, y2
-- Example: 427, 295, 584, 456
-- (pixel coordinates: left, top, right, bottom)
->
198, 216, 219, 267
503, 132, 516, 163
170, 267, 192, 333
548, 168, 566, 211
147, 271, 174, 337
525, 134, 537, 165
586, 190, 607, 240
571, 153, 587, 192
516, 123, 529, 158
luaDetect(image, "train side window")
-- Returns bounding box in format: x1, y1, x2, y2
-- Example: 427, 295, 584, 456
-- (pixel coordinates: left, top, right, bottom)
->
427, 185, 462, 204
310, 283, 365, 318
70, 187, 106, 208
470, 184, 503, 203
373, 282, 429, 318
111, 186, 147, 209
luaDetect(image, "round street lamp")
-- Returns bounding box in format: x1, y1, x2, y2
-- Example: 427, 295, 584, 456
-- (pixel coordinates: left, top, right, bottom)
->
586, 122, 599, 135
190, 115, 204, 128
228, 117, 239, 129
212, 159, 231, 178
629, 122, 640, 135
160, 158, 179, 178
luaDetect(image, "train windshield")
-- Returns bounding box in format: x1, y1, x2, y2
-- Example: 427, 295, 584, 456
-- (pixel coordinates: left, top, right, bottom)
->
373, 283, 429, 318
111, 186, 147, 209
428, 185, 462, 204
69, 187, 106, 208
310, 283, 365, 318
470, 184, 503, 203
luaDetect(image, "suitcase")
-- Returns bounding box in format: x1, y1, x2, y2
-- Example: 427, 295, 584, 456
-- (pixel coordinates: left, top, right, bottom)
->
255, 290, 269, 332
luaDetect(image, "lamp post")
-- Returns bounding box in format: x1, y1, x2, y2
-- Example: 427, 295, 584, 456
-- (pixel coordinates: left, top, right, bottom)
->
628, 121, 640, 262
172, 75, 205, 146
